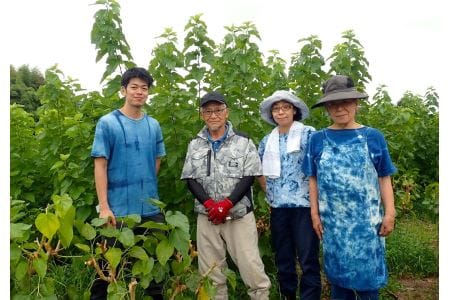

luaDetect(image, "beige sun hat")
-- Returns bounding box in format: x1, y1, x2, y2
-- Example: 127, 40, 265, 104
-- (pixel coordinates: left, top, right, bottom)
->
259, 90, 309, 126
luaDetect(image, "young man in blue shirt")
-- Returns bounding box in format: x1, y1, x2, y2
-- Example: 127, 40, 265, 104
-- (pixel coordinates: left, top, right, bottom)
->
90, 67, 166, 299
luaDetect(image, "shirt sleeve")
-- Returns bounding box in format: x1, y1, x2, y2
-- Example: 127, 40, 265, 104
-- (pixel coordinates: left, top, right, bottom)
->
302, 131, 323, 177
91, 118, 110, 159
367, 128, 397, 177
155, 121, 166, 157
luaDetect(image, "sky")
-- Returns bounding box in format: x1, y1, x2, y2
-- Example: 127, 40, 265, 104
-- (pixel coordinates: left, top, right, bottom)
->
3, 0, 448, 296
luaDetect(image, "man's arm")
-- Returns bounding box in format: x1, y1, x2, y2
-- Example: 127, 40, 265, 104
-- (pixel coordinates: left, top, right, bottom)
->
378, 176, 395, 236
156, 157, 161, 175
257, 176, 266, 193
94, 157, 116, 226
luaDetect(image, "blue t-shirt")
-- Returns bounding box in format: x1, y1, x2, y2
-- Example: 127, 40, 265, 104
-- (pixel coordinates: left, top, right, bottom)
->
258, 125, 315, 208
302, 126, 396, 177
91, 110, 166, 217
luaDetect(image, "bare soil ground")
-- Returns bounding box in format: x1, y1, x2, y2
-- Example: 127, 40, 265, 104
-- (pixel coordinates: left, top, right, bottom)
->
390, 277, 438, 300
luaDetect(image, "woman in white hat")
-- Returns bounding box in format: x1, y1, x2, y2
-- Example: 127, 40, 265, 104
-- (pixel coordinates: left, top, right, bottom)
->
302, 75, 396, 299
258, 90, 321, 300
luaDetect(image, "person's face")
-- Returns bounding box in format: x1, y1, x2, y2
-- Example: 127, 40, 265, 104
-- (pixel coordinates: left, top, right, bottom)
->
271, 100, 296, 127
121, 78, 149, 108
200, 102, 229, 133
325, 99, 358, 126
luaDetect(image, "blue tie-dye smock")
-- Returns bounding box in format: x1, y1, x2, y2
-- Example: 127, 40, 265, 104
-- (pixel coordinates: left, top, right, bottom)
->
302, 126, 396, 290
91, 110, 166, 217
258, 125, 315, 208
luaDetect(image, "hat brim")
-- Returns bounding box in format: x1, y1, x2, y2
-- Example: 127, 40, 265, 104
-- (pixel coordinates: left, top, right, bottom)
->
260, 91, 309, 126
312, 90, 368, 109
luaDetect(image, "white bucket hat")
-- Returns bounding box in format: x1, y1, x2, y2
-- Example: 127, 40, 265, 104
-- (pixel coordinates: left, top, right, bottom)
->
259, 90, 309, 126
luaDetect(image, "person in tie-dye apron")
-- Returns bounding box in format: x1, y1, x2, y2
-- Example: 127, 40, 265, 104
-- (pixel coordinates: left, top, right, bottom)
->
302, 75, 396, 300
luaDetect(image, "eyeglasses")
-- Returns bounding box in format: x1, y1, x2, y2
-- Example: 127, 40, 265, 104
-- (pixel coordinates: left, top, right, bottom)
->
325, 99, 356, 109
271, 104, 293, 112
201, 107, 227, 118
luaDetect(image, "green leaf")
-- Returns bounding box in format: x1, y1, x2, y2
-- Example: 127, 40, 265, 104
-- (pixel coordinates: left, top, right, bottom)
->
118, 227, 135, 247
131, 257, 154, 276
35, 213, 60, 240
169, 227, 190, 256
50, 160, 64, 171
156, 239, 174, 266
139, 220, 169, 231
59, 206, 75, 247
185, 272, 201, 292
91, 217, 108, 227
166, 211, 189, 232
99, 227, 120, 238
15, 260, 28, 280
105, 247, 122, 269
75, 243, 91, 253
60, 153, 70, 161
148, 198, 167, 209
52, 194, 73, 217
10, 223, 32, 240
129, 246, 149, 261
32, 257, 48, 277
80, 223, 97, 240
224, 268, 237, 290
10, 244, 22, 263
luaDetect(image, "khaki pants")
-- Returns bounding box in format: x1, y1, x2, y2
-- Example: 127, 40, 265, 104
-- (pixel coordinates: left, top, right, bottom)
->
197, 212, 271, 300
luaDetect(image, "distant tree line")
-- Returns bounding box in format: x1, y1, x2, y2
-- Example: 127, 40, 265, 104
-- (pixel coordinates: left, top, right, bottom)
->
10, 65, 45, 114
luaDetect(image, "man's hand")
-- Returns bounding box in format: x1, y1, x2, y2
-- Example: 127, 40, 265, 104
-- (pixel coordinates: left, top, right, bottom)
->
99, 207, 116, 227
311, 214, 323, 240
203, 199, 219, 223
208, 198, 233, 224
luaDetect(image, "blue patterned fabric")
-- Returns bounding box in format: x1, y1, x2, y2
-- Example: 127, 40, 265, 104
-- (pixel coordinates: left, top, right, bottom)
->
303, 127, 396, 290
302, 127, 396, 177
258, 125, 315, 208
91, 110, 166, 217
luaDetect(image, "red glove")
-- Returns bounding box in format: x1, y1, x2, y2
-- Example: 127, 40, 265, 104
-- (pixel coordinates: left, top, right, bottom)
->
209, 198, 233, 224
203, 199, 215, 211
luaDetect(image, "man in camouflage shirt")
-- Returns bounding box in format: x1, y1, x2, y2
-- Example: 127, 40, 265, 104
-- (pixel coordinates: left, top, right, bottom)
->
181, 91, 271, 299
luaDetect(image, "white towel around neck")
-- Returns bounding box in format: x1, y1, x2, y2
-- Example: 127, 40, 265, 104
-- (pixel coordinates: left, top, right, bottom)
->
262, 121, 304, 178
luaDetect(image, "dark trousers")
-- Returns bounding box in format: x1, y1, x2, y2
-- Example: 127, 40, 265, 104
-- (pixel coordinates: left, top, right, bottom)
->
271, 207, 322, 300
331, 285, 379, 300
90, 213, 165, 300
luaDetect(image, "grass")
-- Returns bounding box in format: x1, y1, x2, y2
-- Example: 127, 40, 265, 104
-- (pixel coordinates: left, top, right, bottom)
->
380, 215, 438, 299
385, 215, 438, 277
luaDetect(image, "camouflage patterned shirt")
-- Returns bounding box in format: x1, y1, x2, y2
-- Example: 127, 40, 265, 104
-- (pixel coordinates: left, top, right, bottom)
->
181, 121, 262, 219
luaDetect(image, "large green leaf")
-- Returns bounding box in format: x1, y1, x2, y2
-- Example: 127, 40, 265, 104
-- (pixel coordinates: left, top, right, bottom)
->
169, 227, 190, 256
10, 223, 32, 240
128, 246, 149, 261
131, 257, 154, 276
165, 211, 189, 232
35, 213, 60, 240
80, 223, 97, 240
59, 206, 75, 247
156, 239, 174, 266
105, 247, 122, 269
118, 227, 135, 247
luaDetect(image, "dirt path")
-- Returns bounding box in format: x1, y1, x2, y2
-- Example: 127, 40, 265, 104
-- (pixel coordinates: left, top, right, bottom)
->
392, 277, 438, 300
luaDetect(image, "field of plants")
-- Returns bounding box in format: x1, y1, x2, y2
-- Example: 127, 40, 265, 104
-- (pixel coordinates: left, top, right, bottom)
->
10, 0, 438, 299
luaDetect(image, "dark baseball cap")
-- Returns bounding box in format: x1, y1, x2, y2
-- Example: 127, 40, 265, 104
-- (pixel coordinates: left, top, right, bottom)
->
200, 91, 227, 107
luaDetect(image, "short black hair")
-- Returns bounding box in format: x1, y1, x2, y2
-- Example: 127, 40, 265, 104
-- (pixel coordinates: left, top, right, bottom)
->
121, 67, 154, 88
